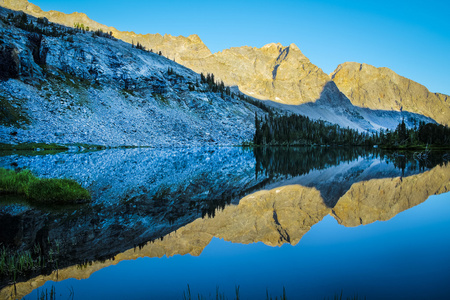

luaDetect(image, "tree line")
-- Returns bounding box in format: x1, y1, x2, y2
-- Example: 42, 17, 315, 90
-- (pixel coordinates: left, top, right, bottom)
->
253, 113, 450, 148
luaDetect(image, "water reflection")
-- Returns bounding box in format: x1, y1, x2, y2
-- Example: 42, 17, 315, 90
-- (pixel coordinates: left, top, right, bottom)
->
254, 147, 446, 206
0, 147, 449, 299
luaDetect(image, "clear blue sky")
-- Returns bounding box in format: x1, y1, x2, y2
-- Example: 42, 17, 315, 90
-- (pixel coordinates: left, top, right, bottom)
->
32, 0, 450, 95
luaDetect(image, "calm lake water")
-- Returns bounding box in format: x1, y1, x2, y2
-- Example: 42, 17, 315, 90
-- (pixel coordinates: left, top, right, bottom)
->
0, 147, 449, 299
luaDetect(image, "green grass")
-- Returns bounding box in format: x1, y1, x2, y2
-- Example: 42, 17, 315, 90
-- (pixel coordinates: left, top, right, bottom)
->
0, 168, 91, 205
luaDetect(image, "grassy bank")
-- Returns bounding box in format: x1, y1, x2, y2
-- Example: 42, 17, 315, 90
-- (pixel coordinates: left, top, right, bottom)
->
0, 168, 91, 204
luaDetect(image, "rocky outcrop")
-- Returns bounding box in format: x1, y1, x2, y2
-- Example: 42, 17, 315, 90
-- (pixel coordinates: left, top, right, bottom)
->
0, 147, 269, 295
0, 0, 213, 64
331, 62, 450, 126
1, 1, 327, 104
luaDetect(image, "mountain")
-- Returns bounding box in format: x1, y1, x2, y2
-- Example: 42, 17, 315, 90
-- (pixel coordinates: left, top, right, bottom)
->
0, 6, 264, 146
1, 0, 447, 132
331, 62, 450, 126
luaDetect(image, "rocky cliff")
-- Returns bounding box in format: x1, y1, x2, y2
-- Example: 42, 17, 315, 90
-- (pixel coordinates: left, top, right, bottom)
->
331, 62, 450, 126
1, 0, 448, 131
0, 0, 213, 64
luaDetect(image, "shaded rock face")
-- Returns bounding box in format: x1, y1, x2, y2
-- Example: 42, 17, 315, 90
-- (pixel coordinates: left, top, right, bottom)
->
0, 41, 19, 79
2, 0, 448, 131
27, 33, 48, 66
4, 164, 450, 300
331, 62, 450, 126
0, 7, 264, 146
0, 147, 268, 288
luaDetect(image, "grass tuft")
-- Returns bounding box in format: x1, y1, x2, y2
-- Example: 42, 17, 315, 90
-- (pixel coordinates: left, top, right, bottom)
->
0, 168, 91, 204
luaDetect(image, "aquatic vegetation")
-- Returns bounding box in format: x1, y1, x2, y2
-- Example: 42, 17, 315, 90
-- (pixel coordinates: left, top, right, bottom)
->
326, 290, 367, 300
27, 178, 91, 204
0, 168, 35, 195
37, 285, 56, 300
180, 286, 368, 300
0, 241, 61, 283
34, 285, 74, 300
0, 168, 91, 204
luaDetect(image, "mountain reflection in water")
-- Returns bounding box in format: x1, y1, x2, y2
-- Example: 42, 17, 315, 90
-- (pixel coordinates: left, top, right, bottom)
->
0, 147, 449, 299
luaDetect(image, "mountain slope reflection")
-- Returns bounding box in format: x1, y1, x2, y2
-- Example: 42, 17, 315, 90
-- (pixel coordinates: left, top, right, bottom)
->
3, 163, 449, 300
254, 147, 439, 207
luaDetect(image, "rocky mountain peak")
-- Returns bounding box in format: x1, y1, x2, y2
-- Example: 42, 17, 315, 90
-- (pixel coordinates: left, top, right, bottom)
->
187, 34, 202, 43
0, 0, 41, 14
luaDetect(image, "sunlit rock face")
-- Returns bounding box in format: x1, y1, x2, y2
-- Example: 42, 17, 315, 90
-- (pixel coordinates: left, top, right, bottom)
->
186, 43, 331, 105
0, 148, 266, 266
0, 1, 328, 106
0, 0, 214, 64
331, 62, 450, 126
333, 164, 450, 227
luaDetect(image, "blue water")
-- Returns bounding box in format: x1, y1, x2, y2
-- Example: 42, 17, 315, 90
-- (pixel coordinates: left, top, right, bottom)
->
24, 192, 450, 299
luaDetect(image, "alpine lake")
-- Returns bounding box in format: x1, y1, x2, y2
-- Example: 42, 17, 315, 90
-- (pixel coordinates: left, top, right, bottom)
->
0, 146, 449, 299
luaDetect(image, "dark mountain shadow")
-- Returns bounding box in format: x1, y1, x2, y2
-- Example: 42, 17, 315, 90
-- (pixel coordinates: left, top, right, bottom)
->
262, 81, 437, 132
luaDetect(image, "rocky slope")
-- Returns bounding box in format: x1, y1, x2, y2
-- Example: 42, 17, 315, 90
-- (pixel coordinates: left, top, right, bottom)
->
1, 0, 447, 132
0, 6, 264, 146
331, 62, 450, 126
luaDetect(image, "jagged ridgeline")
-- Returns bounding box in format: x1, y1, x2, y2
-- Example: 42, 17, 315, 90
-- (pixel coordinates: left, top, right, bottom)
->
253, 113, 450, 148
